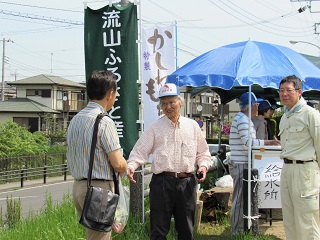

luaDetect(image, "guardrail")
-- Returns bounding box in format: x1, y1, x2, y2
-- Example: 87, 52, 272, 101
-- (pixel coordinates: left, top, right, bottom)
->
0, 153, 68, 188
0, 163, 68, 188
0, 153, 66, 173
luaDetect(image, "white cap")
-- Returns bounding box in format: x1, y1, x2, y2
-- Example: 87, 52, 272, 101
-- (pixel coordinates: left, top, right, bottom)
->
159, 83, 180, 98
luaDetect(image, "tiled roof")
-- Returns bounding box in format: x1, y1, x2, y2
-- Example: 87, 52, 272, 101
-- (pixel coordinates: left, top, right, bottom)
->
7, 74, 86, 88
0, 98, 60, 113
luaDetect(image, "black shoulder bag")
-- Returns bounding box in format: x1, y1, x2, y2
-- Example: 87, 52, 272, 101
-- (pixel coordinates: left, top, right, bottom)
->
79, 113, 120, 232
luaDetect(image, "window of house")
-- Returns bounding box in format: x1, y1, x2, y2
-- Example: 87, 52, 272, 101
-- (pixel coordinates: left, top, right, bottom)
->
26, 89, 51, 97
26, 89, 36, 96
57, 90, 63, 100
41, 89, 51, 98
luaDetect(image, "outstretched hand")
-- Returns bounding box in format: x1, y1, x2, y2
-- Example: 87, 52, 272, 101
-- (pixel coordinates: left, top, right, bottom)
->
270, 139, 281, 146
127, 167, 136, 184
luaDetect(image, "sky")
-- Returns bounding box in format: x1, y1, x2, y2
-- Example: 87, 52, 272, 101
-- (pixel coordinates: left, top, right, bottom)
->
1, 0, 320, 83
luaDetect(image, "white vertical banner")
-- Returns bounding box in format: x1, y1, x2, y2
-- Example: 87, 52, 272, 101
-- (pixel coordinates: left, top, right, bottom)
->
142, 23, 175, 130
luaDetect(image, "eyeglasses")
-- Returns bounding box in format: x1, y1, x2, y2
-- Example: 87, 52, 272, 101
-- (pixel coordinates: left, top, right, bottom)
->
277, 88, 299, 94
160, 99, 178, 108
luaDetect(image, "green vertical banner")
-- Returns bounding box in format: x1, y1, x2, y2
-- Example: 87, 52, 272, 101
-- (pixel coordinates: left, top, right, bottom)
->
84, 3, 139, 158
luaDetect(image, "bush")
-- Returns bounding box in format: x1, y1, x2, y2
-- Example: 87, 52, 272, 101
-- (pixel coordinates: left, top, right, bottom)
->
47, 145, 67, 153
0, 121, 50, 157
48, 130, 66, 145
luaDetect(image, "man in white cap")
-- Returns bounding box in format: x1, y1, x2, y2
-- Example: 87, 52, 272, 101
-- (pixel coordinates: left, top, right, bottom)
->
229, 92, 281, 237
127, 83, 212, 240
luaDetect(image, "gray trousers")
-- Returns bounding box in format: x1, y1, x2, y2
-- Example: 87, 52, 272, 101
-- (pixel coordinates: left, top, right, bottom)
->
229, 163, 248, 236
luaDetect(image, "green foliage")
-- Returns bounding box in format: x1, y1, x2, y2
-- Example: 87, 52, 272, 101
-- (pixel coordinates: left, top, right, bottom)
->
48, 129, 67, 145
44, 193, 53, 214
0, 193, 84, 239
0, 121, 50, 157
212, 125, 220, 133
5, 195, 21, 228
48, 129, 66, 138
47, 145, 67, 153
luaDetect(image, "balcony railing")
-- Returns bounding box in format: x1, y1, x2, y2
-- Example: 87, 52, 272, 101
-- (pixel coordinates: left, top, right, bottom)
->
190, 102, 213, 116
56, 100, 86, 112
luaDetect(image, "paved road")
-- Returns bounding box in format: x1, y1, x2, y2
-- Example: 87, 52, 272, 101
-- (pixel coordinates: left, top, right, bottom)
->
0, 176, 74, 220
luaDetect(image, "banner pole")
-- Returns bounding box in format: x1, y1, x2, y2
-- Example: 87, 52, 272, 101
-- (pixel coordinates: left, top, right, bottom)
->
175, 20, 178, 69
137, 0, 145, 223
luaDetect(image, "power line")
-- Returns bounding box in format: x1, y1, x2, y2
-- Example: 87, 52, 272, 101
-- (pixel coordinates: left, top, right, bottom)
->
177, 48, 198, 57
0, 1, 83, 13
207, 0, 313, 38
218, 1, 308, 34
0, 9, 83, 25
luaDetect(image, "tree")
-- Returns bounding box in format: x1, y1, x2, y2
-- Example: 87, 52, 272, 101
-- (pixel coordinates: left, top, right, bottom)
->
0, 121, 50, 157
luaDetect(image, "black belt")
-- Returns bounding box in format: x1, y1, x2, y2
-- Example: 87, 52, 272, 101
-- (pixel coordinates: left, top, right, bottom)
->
77, 178, 111, 181
160, 171, 194, 178
283, 158, 315, 164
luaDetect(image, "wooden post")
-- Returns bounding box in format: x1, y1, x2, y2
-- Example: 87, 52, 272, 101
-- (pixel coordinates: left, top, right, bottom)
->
194, 200, 203, 232
130, 166, 143, 222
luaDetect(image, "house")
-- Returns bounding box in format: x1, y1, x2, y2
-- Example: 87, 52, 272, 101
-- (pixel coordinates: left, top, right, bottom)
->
0, 74, 86, 133
179, 86, 229, 138
0, 81, 16, 100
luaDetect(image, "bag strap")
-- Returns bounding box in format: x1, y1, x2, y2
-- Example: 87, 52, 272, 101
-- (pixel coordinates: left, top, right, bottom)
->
87, 113, 104, 188
87, 113, 120, 195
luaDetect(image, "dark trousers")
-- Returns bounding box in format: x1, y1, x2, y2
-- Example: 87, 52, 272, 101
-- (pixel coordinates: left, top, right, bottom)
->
149, 173, 197, 240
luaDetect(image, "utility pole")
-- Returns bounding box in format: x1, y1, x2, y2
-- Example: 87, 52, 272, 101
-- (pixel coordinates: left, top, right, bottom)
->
50, 53, 53, 73
1, 38, 12, 101
1, 38, 5, 102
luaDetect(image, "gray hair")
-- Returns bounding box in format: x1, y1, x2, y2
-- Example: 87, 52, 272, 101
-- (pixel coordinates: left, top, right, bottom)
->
178, 96, 184, 106
159, 95, 184, 107
279, 75, 302, 90
240, 104, 249, 111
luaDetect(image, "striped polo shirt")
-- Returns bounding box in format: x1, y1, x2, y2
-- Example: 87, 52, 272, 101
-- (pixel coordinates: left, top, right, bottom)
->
67, 102, 121, 180
229, 112, 264, 164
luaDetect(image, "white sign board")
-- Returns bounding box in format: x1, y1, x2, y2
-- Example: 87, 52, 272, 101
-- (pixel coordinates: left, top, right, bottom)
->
252, 146, 283, 209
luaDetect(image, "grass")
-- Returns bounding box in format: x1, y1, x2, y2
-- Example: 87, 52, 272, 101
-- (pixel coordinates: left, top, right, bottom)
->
0, 193, 281, 240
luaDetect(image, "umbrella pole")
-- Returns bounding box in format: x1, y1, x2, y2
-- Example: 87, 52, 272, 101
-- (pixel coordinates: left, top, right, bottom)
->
218, 104, 224, 147
247, 86, 252, 231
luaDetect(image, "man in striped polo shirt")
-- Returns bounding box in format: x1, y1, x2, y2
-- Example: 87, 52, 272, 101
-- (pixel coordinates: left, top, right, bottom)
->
67, 70, 127, 240
229, 92, 280, 237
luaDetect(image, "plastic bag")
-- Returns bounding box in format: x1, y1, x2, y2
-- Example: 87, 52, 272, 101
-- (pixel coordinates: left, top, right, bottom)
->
112, 176, 130, 233
215, 174, 233, 188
